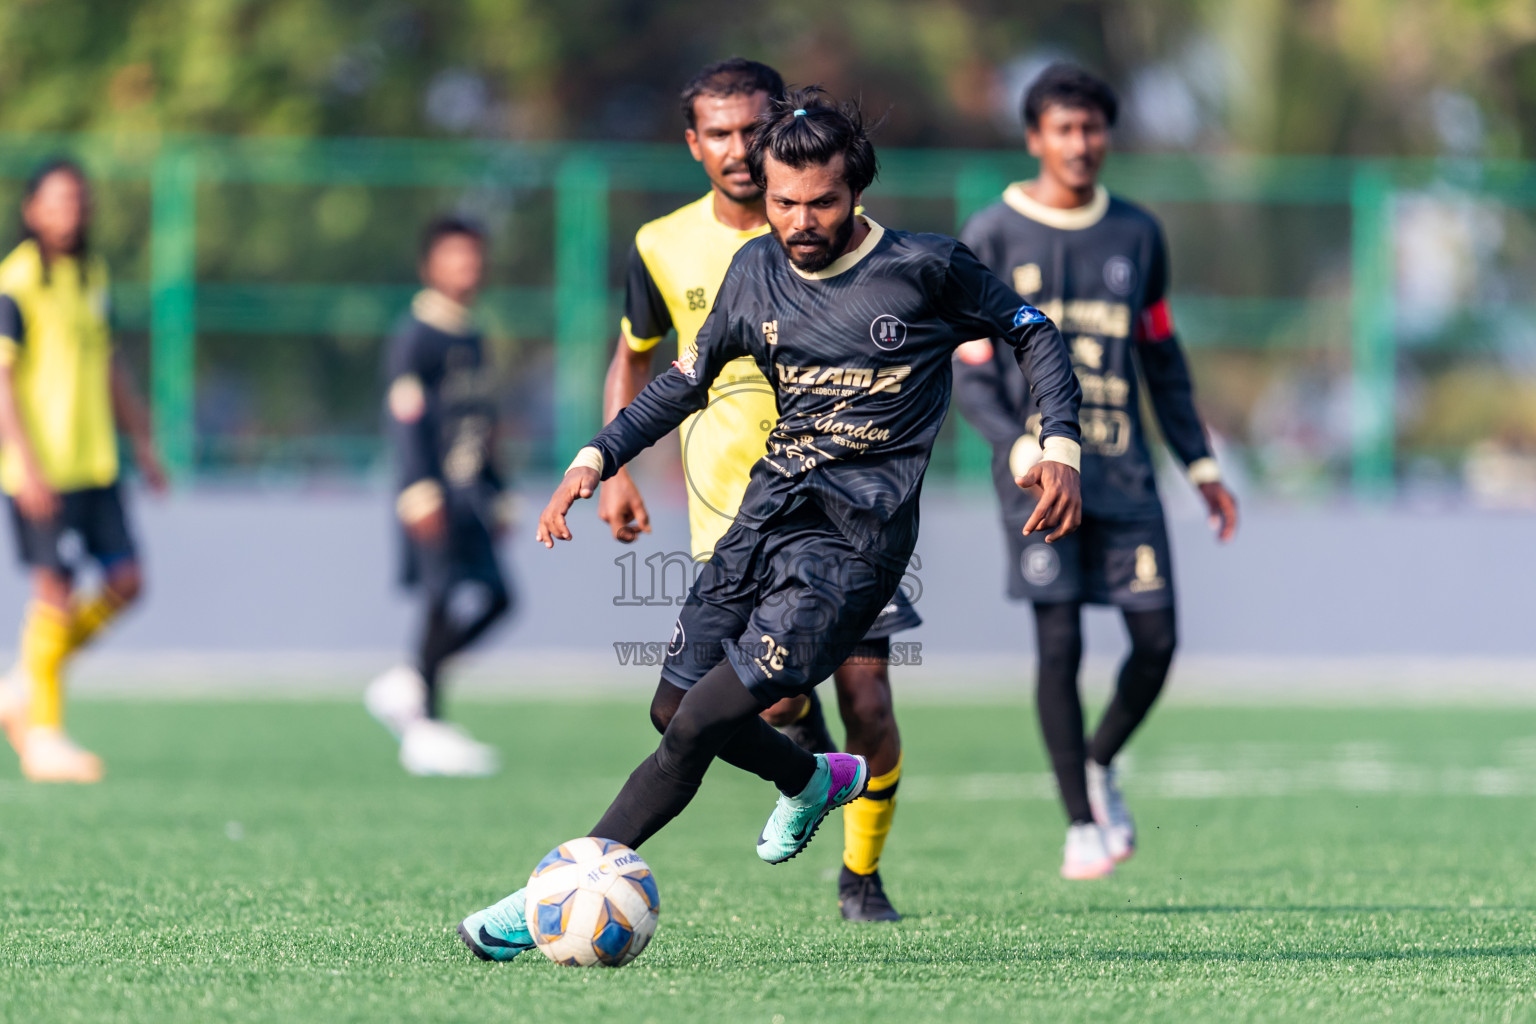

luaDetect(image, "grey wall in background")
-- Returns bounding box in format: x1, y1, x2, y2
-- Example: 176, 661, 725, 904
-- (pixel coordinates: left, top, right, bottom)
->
0, 480, 1527, 667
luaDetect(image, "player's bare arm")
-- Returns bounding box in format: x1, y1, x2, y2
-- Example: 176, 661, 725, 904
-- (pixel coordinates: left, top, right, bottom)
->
109, 356, 168, 494
597, 339, 654, 542
0, 363, 57, 521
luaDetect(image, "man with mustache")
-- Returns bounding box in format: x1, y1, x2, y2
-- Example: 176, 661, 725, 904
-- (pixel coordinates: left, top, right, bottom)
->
597, 59, 921, 921
457, 89, 1081, 960
954, 64, 1239, 880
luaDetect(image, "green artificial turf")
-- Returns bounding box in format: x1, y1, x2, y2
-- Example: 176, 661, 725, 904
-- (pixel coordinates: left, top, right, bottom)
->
1, 696, 1534, 1023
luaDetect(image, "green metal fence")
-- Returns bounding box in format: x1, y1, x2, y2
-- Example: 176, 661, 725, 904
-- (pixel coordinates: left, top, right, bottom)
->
5, 134, 1531, 495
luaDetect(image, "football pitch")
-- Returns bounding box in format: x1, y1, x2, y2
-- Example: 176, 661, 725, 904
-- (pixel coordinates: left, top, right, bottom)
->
2, 693, 1534, 1023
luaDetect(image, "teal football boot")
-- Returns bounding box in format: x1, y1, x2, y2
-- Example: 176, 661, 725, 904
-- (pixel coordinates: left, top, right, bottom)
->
458, 887, 536, 962
757, 752, 868, 864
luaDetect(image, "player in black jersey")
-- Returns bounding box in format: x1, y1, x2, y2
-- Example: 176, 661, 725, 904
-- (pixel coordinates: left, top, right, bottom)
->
366, 216, 512, 777
457, 90, 1082, 961
954, 64, 1239, 880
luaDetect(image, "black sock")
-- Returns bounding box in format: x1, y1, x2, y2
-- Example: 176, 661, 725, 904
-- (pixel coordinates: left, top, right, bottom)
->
1089, 606, 1176, 766
1033, 601, 1093, 825
592, 662, 817, 849
416, 583, 511, 719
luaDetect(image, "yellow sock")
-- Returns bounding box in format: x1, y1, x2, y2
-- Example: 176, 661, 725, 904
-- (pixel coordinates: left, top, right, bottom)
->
68, 588, 127, 652
21, 602, 72, 729
843, 754, 902, 875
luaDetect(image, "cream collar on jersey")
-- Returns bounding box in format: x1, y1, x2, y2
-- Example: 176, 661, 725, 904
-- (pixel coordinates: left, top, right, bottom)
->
789, 215, 885, 281
1002, 182, 1110, 231
412, 288, 474, 335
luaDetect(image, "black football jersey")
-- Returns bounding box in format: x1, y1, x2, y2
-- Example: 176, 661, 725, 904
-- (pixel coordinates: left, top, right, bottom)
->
588, 218, 1082, 570
384, 290, 503, 521
955, 184, 1212, 523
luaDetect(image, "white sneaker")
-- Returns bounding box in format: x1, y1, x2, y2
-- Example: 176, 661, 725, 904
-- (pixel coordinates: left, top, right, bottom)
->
21, 726, 103, 784
0, 666, 30, 754
1086, 759, 1135, 863
365, 665, 427, 738
1061, 822, 1115, 880
399, 719, 499, 777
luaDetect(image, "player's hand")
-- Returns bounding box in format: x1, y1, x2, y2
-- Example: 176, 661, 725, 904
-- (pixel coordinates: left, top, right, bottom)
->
15, 467, 59, 523
598, 466, 652, 543
536, 466, 599, 548
405, 505, 448, 545
1018, 461, 1081, 543
1199, 481, 1239, 543
134, 441, 170, 496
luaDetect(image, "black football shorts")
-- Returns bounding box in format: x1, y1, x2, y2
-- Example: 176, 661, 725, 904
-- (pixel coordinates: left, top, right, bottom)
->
661, 504, 906, 702
1005, 512, 1175, 611
7, 483, 137, 573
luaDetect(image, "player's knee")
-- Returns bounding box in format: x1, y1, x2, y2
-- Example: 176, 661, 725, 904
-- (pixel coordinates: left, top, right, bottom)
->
836, 666, 894, 734
1130, 611, 1177, 665
760, 695, 807, 727
649, 683, 684, 735
106, 563, 143, 606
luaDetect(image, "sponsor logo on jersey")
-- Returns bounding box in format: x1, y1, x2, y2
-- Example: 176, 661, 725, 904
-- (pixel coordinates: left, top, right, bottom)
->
1012, 263, 1042, 297
1013, 304, 1049, 327
667, 619, 686, 657
762, 319, 779, 345
1034, 298, 1132, 339
870, 314, 907, 351
1021, 544, 1061, 587
776, 363, 910, 394
1071, 336, 1104, 370
1129, 543, 1166, 593
1104, 255, 1136, 296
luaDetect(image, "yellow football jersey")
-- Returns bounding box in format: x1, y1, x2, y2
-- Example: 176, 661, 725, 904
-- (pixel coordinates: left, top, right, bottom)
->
0, 240, 118, 495
621, 193, 775, 560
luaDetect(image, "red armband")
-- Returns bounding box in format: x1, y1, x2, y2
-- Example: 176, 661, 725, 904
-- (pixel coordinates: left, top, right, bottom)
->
1137, 298, 1175, 343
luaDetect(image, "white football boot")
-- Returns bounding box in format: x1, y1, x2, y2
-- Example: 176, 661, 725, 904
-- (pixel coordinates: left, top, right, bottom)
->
1061, 822, 1116, 880
1086, 759, 1136, 863
399, 718, 499, 777
0, 666, 31, 755
364, 665, 427, 738
21, 726, 103, 784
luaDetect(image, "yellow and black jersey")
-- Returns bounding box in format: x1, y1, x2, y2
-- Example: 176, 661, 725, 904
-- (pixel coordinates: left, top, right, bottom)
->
621, 193, 774, 560
0, 240, 118, 496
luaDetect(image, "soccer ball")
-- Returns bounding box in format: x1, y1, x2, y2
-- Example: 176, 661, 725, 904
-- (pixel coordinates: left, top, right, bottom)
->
525, 837, 660, 967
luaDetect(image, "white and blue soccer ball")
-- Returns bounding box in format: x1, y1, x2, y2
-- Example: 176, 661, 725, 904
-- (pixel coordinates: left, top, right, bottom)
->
525, 837, 660, 967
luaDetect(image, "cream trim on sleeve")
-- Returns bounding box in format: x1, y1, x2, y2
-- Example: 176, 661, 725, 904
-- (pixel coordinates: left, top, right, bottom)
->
1039, 436, 1082, 472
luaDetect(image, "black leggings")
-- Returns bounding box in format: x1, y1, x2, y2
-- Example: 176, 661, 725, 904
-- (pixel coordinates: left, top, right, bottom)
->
1032, 601, 1177, 824
417, 581, 511, 719
589, 662, 819, 849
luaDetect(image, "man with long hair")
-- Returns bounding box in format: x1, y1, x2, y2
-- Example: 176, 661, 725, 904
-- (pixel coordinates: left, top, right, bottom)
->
0, 159, 165, 782
457, 88, 1081, 961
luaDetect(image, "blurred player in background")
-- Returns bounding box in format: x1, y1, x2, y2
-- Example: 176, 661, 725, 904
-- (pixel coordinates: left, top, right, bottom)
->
0, 159, 165, 783
458, 90, 1081, 962
597, 58, 918, 921
366, 216, 512, 777
955, 64, 1239, 879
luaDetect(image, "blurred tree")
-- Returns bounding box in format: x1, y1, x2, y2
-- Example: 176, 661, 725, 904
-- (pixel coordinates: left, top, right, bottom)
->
2, 0, 1534, 155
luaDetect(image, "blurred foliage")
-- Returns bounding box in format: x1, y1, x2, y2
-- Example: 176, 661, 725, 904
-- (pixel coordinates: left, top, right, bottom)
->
1, 0, 1535, 155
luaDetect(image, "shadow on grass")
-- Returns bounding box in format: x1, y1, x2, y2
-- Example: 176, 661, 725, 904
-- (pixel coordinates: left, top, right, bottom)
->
1084, 946, 1536, 964
1109, 905, 1532, 915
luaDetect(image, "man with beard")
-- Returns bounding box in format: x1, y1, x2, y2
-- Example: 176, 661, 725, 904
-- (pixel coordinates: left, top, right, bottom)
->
457, 88, 1081, 961
598, 58, 921, 921
954, 64, 1238, 880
